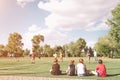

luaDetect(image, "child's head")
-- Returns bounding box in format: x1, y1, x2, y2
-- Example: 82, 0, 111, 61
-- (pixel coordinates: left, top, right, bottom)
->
70, 60, 74, 64
54, 58, 58, 63
79, 58, 84, 63
98, 59, 103, 64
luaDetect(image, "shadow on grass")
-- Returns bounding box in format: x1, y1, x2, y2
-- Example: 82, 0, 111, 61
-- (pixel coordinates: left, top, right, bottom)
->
61, 73, 66, 75
1, 71, 120, 78
61, 71, 94, 76
107, 68, 120, 70
107, 74, 120, 77
0, 71, 49, 76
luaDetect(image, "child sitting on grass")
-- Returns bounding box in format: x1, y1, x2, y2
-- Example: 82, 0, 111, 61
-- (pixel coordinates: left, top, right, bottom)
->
91, 59, 107, 77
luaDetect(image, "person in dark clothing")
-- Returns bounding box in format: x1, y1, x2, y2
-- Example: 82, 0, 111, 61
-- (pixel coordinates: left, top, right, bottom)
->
87, 47, 93, 63
66, 60, 76, 76
50, 59, 62, 75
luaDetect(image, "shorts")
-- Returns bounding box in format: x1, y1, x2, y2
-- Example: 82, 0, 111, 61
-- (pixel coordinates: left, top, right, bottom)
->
97, 72, 100, 77
77, 73, 85, 76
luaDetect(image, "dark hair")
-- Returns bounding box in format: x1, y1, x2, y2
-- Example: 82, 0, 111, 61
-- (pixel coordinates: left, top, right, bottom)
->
98, 59, 103, 64
54, 58, 58, 63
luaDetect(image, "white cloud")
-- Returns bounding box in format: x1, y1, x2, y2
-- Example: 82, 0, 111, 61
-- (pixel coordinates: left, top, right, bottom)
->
0, 34, 8, 45
86, 21, 110, 31
38, 0, 119, 31
28, 24, 41, 32
17, 0, 34, 8
87, 41, 97, 48
22, 24, 68, 50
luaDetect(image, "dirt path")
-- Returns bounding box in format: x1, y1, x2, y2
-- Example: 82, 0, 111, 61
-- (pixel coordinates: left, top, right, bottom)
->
0, 76, 94, 80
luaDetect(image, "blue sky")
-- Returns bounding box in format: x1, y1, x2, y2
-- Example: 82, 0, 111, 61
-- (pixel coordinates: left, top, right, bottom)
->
0, 0, 119, 50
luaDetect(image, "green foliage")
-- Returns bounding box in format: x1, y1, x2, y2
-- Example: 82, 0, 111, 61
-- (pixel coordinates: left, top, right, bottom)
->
95, 3, 120, 57
75, 38, 86, 56
68, 38, 86, 57
31, 34, 44, 56
43, 44, 53, 57
23, 48, 30, 56
94, 35, 112, 57
62, 44, 69, 57
106, 3, 120, 56
69, 42, 77, 57
5, 32, 23, 57
0, 45, 4, 56
52, 45, 64, 57
0, 44, 7, 56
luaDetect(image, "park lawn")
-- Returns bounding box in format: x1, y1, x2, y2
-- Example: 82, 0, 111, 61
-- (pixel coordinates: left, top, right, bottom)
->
0, 57, 120, 80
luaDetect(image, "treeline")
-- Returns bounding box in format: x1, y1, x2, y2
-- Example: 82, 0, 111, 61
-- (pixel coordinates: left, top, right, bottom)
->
0, 32, 88, 57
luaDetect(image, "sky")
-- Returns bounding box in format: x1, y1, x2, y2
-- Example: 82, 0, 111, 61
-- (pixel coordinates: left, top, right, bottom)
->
0, 0, 120, 50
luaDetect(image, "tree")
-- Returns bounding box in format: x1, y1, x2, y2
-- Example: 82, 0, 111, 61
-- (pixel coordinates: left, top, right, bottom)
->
5, 32, 23, 57
106, 3, 120, 56
31, 34, 44, 57
65, 38, 86, 57
75, 38, 86, 57
23, 48, 30, 57
0, 44, 7, 57
43, 44, 53, 57
94, 35, 112, 57
53, 45, 63, 57
69, 42, 76, 57
62, 44, 69, 57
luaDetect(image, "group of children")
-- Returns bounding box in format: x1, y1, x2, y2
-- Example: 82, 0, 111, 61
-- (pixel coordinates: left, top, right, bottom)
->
50, 58, 107, 77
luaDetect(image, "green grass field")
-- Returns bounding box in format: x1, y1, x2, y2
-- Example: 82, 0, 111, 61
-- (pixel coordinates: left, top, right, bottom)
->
0, 57, 120, 80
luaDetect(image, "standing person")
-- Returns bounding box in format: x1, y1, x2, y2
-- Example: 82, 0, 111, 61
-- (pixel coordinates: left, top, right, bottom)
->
87, 47, 93, 63
31, 52, 35, 64
91, 59, 107, 77
66, 60, 76, 76
93, 49, 98, 62
84, 46, 88, 55
38, 53, 41, 59
50, 59, 62, 75
76, 58, 90, 76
